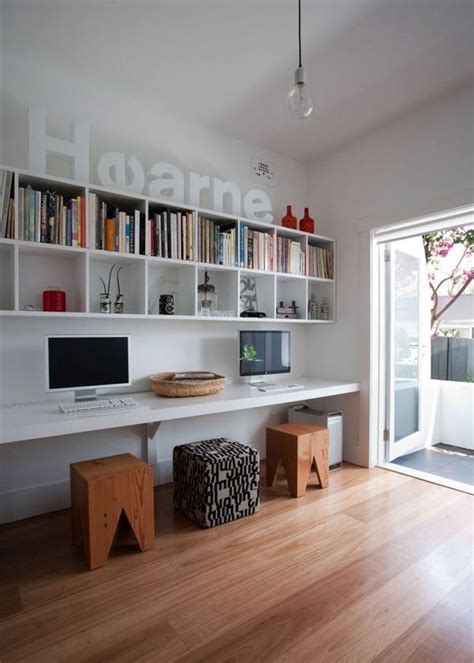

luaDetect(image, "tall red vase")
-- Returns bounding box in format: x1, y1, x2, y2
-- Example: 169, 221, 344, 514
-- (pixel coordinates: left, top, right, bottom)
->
299, 207, 315, 234
281, 205, 297, 229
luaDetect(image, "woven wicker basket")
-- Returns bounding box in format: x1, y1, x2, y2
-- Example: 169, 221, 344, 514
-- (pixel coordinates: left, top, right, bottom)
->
149, 372, 226, 398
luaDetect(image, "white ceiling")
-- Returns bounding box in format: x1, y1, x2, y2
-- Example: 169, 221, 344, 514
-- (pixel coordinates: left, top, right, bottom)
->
2, 0, 473, 163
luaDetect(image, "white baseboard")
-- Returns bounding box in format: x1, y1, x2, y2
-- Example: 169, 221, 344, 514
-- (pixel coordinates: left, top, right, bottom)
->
0, 442, 267, 523
0, 480, 71, 524
0, 437, 357, 524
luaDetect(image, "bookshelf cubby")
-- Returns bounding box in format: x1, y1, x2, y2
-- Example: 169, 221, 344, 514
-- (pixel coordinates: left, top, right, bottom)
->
277, 275, 307, 320
240, 269, 275, 318
0, 165, 336, 323
197, 265, 239, 317
89, 252, 147, 315
148, 260, 196, 316
0, 243, 15, 310
18, 243, 87, 313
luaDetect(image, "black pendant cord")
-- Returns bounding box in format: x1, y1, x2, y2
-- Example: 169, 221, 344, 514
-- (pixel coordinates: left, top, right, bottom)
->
298, 0, 302, 67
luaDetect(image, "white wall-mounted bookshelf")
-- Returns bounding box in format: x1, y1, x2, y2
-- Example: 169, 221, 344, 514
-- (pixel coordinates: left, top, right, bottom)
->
0, 165, 336, 323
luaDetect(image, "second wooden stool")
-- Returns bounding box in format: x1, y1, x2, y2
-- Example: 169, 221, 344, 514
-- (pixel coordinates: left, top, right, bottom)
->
266, 423, 329, 497
70, 453, 154, 570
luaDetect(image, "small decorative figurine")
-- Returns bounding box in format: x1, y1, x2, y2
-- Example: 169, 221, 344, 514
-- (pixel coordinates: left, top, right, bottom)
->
299, 207, 315, 234
99, 264, 115, 314
114, 266, 124, 314
281, 205, 297, 229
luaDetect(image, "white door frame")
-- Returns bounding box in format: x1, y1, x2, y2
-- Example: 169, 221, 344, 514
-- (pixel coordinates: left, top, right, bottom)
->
369, 205, 474, 467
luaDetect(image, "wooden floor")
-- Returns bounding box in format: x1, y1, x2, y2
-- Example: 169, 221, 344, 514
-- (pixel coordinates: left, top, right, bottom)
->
0, 464, 472, 662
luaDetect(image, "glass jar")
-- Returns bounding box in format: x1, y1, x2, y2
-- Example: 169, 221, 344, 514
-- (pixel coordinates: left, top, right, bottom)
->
198, 271, 218, 315
308, 294, 319, 320
320, 296, 329, 320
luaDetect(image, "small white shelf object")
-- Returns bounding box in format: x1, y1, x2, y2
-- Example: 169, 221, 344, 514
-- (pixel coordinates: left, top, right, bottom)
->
0, 165, 336, 323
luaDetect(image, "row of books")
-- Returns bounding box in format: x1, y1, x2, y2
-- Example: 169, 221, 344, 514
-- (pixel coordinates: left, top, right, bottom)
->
308, 246, 333, 279
197, 218, 237, 266
239, 226, 274, 271
148, 210, 195, 260
88, 193, 143, 254
4, 184, 335, 278
0, 170, 14, 239
276, 237, 306, 276
18, 186, 86, 246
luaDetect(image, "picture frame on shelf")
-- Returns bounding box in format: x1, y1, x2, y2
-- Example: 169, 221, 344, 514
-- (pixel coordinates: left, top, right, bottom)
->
240, 276, 258, 311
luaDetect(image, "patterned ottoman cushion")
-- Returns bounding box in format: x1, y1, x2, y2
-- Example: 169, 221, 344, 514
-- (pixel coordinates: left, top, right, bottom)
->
173, 438, 260, 528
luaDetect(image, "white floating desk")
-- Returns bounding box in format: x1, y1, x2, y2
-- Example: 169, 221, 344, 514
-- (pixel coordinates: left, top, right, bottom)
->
0, 377, 359, 448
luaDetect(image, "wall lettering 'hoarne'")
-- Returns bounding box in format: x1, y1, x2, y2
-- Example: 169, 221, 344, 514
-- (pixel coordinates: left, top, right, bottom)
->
28, 106, 274, 222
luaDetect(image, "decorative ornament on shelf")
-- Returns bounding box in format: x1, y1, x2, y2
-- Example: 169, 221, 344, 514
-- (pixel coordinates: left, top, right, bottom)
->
287, 0, 314, 119
114, 266, 124, 314
197, 271, 218, 316
43, 287, 66, 312
281, 205, 297, 229
299, 207, 315, 234
320, 296, 329, 320
308, 293, 319, 320
276, 300, 299, 319
159, 294, 175, 315
99, 264, 115, 314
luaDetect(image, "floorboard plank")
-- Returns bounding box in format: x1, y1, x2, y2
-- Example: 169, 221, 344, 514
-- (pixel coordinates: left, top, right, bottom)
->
0, 464, 471, 663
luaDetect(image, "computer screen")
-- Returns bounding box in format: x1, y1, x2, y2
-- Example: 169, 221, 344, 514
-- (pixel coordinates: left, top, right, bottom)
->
46, 335, 130, 392
239, 330, 290, 377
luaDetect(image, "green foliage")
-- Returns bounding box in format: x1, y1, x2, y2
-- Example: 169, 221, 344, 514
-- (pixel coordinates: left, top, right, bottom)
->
240, 344, 258, 362
439, 327, 460, 337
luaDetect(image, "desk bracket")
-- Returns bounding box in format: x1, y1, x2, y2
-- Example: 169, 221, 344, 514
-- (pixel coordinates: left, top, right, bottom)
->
143, 421, 161, 466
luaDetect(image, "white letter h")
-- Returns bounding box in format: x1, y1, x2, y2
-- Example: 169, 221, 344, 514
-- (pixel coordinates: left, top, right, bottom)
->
28, 106, 90, 181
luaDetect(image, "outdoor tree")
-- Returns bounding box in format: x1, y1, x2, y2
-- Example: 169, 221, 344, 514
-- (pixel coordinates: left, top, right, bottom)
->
423, 227, 474, 334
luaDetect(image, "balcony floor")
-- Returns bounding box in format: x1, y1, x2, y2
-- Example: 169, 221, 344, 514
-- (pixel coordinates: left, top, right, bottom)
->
393, 444, 474, 486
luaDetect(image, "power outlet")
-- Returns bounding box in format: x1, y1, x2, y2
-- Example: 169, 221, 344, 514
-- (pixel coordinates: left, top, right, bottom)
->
251, 157, 275, 187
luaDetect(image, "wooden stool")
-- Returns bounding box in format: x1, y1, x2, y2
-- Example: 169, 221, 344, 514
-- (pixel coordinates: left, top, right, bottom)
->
266, 423, 329, 497
70, 453, 154, 570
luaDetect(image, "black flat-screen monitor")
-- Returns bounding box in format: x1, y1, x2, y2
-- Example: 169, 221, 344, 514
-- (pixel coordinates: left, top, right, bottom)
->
46, 335, 130, 392
239, 330, 290, 377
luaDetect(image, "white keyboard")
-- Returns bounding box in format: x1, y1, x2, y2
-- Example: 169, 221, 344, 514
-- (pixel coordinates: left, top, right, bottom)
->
58, 397, 138, 414
256, 384, 304, 393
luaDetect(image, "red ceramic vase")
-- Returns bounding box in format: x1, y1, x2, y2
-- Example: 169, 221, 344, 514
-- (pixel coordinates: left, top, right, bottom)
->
299, 207, 315, 234
281, 205, 297, 229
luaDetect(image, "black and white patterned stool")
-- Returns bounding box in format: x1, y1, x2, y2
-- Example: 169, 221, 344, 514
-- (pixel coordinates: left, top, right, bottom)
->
173, 438, 260, 528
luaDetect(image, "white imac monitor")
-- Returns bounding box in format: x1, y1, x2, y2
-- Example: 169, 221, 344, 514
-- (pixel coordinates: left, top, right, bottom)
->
46, 335, 131, 401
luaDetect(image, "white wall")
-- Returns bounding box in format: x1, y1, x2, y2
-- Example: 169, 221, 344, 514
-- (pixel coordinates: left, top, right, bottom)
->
431, 381, 474, 451
306, 83, 474, 466
0, 2, 308, 221
0, 1, 319, 523
0, 317, 308, 522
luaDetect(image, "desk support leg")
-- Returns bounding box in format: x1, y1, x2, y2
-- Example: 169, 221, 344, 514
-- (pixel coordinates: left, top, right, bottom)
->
143, 422, 161, 466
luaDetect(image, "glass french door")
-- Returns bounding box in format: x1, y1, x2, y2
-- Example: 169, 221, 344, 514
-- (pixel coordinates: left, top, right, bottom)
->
383, 237, 430, 462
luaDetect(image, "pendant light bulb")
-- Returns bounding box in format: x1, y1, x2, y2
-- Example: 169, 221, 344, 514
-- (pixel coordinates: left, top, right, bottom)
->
287, 0, 313, 119
287, 66, 313, 119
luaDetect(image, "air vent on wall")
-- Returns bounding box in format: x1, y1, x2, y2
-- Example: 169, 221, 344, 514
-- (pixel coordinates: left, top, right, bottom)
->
250, 157, 275, 187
